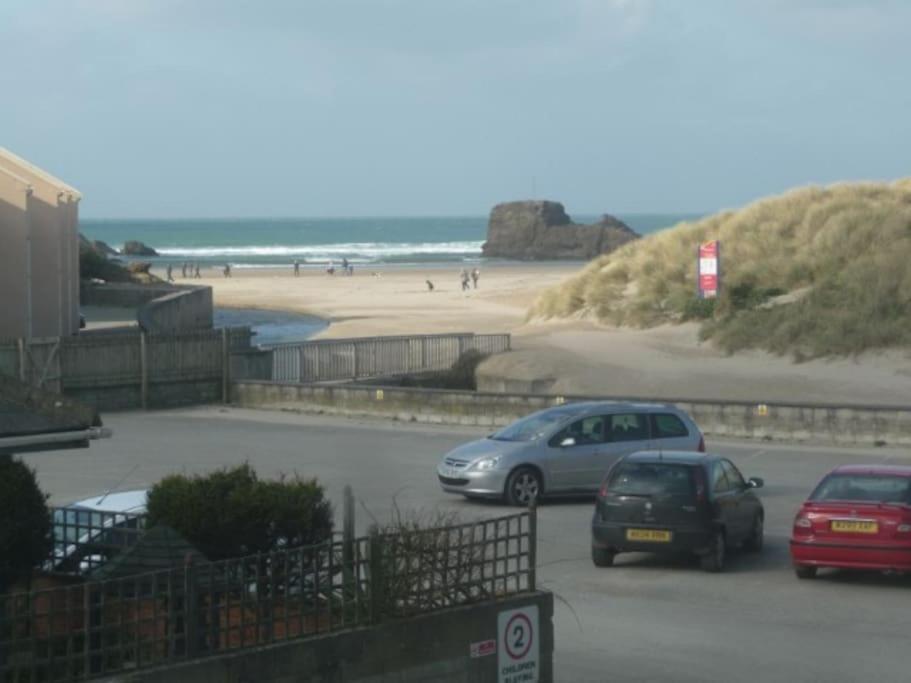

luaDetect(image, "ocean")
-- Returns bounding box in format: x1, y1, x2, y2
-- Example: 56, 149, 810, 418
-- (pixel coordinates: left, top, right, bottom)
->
80, 214, 700, 270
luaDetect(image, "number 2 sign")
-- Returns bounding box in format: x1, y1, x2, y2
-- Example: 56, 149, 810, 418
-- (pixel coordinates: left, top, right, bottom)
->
498, 605, 539, 683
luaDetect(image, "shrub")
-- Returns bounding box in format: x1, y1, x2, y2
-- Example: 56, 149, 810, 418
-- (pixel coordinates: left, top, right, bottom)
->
0, 455, 52, 592
146, 463, 333, 560
682, 296, 716, 320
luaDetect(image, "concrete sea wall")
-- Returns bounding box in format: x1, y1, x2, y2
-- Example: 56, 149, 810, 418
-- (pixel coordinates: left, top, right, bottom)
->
233, 381, 911, 446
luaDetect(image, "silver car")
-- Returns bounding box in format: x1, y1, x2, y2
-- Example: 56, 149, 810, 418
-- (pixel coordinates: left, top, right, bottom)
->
437, 402, 705, 505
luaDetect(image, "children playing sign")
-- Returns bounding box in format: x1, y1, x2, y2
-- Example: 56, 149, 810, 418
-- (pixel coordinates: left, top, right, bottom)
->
698, 240, 720, 299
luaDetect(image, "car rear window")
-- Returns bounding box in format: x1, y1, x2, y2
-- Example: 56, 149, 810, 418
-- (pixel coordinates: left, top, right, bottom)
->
811, 474, 911, 504
608, 463, 694, 497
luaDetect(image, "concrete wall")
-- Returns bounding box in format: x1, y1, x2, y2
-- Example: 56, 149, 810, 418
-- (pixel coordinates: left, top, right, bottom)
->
107, 592, 554, 683
0, 148, 81, 338
0, 168, 32, 339
137, 286, 213, 333
232, 381, 911, 447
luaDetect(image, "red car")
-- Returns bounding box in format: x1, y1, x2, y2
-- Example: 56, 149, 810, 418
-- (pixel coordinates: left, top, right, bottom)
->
790, 465, 911, 579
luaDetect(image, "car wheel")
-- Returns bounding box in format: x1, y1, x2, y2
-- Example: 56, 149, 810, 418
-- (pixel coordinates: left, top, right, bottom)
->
794, 565, 817, 580
745, 514, 764, 553
505, 467, 542, 506
591, 546, 616, 568
701, 531, 726, 573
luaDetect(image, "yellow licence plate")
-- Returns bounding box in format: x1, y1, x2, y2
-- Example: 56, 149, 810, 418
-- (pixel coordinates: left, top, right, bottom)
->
626, 529, 672, 542
831, 520, 878, 534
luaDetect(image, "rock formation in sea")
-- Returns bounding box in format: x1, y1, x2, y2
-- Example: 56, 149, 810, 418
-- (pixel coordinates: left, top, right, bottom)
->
122, 240, 159, 256
481, 200, 639, 260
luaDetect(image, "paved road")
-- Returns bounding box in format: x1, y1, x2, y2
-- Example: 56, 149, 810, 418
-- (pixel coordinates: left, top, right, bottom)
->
23, 407, 911, 682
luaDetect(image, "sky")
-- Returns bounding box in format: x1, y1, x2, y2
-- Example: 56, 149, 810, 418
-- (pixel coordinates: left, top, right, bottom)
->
1, 0, 910, 218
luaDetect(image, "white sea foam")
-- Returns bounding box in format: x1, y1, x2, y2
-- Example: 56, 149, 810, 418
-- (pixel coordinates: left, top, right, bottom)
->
156, 241, 484, 259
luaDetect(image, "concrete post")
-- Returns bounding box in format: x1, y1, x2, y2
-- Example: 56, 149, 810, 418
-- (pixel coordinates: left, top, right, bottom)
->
17, 338, 26, 383
528, 500, 538, 591
221, 328, 230, 404
140, 332, 149, 410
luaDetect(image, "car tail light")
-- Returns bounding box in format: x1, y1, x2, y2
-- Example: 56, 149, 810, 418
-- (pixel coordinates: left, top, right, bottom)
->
697, 435, 705, 453
793, 515, 812, 534
693, 467, 707, 504
598, 479, 610, 498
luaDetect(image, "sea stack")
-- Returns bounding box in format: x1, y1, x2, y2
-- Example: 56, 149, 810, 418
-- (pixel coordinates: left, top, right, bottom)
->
481, 200, 639, 260
122, 240, 159, 256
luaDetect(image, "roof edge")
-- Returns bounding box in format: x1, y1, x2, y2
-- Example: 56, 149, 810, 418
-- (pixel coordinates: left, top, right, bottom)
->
0, 148, 81, 200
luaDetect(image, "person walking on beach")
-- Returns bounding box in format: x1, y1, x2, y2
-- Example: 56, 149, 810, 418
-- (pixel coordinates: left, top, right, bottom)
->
460, 268, 470, 292
181, 262, 187, 278
166, 264, 174, 282
223, 263, 231, 278
471, 267, 480, 289
195, 262, 201, 278
294, 260, 300, 277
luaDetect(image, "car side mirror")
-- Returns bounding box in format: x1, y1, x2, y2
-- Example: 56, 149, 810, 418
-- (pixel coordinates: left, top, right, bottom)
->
560, 437, 576, 447
748, 477, 764, 489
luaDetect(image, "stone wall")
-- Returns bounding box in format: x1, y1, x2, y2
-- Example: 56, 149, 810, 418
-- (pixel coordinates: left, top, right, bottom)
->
105, 592, 554, 683
232, 381, 911, 446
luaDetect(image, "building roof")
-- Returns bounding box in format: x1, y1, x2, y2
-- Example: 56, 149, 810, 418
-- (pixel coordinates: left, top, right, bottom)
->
89, 525, 209, 581
0, 147, 81, 200
0, 373, 108, 454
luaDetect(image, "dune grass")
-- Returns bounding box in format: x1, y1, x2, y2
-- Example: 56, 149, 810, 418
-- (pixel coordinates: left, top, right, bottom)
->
530, 179, 911, 358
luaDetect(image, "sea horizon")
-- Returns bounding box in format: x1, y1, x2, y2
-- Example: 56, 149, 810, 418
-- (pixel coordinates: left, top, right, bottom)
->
81, 213, 702, 269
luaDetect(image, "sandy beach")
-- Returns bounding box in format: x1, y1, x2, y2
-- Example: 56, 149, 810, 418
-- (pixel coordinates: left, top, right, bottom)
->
183, 263, 577, 339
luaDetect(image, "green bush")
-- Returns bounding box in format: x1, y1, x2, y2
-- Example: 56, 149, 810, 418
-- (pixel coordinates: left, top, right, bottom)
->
398, 349, 488, 390
0, 455, 52, 592
146, 464, 333, 560
682, 296, 716, 320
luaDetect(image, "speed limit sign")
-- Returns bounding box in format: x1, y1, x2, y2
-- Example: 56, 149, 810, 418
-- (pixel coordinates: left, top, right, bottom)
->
498, 605, 539, 683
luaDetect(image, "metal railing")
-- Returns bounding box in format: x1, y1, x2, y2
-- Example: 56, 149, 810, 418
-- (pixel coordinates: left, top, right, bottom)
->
268, 333, 512, 383
0, 508, 535, 682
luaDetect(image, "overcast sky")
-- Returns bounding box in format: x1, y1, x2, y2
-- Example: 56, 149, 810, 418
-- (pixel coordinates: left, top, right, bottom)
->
2, 0, 909, 218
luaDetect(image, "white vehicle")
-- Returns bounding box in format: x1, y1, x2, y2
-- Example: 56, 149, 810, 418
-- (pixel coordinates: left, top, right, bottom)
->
50, 489, 148, 573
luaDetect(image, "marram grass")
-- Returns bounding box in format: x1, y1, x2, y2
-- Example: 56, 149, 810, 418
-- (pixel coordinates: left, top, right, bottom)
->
529, 180, 911, 358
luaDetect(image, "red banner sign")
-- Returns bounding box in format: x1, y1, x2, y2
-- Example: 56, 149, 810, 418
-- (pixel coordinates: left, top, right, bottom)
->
698, 240, 720, 299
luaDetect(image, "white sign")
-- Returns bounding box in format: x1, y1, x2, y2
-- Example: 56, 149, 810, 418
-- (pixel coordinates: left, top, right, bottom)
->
498, 605, 539, 683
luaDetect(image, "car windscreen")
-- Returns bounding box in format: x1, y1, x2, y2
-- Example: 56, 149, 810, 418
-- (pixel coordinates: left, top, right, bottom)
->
607, 462, 694, 498
810, 474, 911, 504
491, 407, 579, 442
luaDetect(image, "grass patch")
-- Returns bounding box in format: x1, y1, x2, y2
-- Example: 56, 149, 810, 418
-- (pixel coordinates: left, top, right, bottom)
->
529, 179, 911, 358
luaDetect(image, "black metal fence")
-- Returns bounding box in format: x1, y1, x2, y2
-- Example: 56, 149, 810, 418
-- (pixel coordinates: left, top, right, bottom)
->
268, 333, 512, 383
1, 508, 535, 682
46, 507, 147, 576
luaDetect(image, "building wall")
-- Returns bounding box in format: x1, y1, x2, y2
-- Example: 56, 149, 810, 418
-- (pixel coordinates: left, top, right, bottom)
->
0, 168, 33, 340
0, 149, 81, 339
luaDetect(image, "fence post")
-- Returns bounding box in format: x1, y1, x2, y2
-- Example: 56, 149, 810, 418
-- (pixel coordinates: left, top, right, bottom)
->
17, 338, 26, 383
368, 532, 385, 625
342, 486, 356, 621
140, 332, 149, 410
184, 561, 198, 658
221, 328, 230, 404
527, 500, 537, 591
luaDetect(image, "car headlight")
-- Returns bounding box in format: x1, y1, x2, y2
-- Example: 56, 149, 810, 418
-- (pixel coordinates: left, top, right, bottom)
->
472, 456, 500, 471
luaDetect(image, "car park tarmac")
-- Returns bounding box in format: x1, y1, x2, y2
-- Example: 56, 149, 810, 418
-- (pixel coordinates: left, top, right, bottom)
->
21, 407, 911, 683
